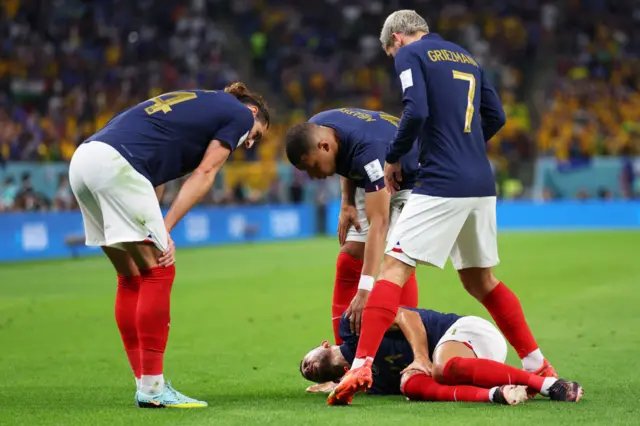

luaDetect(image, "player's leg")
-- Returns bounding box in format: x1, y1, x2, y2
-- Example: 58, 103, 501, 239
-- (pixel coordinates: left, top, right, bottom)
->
389, 190, 419, 308
329, 195, 467, 405
333, 189, 368, 343
353, 195, 469, 365
431, 317, 583, 402
103, 247, 143, 389
332, 189, 418, 344
450, 196, 555, 377
401, 369, 525, 405
76, 141, 205, 408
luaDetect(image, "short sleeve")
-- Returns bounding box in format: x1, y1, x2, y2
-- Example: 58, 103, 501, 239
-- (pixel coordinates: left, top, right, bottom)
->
213, 105, 254, 152
352, 144, 386, 193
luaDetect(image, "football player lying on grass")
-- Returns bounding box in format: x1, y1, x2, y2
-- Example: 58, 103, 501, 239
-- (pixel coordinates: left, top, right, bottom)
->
300, 307, 584, 405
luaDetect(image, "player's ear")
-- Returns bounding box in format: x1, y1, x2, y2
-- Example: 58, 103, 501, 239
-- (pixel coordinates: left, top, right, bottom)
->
318, 140, 330, 152
392, 32, 402, 47
246, 104, 258, 117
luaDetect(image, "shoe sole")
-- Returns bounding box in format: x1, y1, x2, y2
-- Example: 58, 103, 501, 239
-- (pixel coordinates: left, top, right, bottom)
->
504, 386, 529, 406
137, 401, 208, 409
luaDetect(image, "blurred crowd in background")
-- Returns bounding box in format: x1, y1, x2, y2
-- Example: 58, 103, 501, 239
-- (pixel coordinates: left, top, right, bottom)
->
0, 0, 638, 212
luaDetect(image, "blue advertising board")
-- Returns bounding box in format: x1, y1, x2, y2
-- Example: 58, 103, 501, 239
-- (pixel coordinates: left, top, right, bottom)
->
0, 204, 316, 262
326, 200, 640, 235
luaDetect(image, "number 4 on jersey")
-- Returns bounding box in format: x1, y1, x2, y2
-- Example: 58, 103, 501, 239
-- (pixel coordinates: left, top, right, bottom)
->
452, 71, 476, 133
145, 92, 198, 115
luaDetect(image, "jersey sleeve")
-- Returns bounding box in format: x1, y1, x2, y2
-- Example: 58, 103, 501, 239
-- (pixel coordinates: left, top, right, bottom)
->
479, 68, 506, 141
213, 104, 254, 152
386, 47, 429, 164
352, 142, 386, 192
338, 314, 357, 362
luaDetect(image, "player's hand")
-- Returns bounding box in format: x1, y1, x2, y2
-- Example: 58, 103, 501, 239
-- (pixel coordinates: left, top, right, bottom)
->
305, 382, 339, 393
158, 233, 176, 267
337, 204, 360, 246
401, 358, 433, 377
345, 289, 369, 334
384, 161, 402, 194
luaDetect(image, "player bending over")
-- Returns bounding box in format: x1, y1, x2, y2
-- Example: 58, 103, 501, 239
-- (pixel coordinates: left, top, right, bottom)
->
69, 83, 269, 408
329, 11, 559, 405
301, 308, 583, 405
285, 108, 420, 345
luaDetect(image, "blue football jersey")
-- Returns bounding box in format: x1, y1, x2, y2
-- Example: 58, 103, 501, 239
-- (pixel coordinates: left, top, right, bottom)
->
338, 308, 461, 395
386, 33, 506, 198
309, 108, 419, 192
87, 90, 254, 186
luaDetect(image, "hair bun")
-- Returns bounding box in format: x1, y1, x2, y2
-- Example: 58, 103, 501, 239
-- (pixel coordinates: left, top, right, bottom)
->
224, 82, 250, 97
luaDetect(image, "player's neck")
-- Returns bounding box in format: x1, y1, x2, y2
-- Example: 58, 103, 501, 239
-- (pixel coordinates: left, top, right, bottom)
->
403, 32, 427, 46
331, 346, 348, 369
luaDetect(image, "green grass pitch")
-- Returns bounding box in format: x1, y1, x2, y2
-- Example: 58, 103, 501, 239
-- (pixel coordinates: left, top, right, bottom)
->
1, 231, 639, 425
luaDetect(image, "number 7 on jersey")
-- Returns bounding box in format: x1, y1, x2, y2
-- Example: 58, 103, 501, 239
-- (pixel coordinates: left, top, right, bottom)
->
452, 71, 476, 133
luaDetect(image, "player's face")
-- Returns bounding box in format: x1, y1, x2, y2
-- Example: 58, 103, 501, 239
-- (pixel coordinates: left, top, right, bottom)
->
243, 120, 268, 149
297, 141, 336, 180
300, 342, 340, 383
384, 33, 405, 57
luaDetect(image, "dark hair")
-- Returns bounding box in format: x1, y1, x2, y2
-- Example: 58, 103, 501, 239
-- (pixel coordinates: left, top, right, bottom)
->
224, 82, 270, 127
285, 122, 317, 166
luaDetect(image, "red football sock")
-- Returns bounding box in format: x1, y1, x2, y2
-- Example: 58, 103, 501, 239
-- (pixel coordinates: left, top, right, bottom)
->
137, 265, 175, 376
115, 274, 142, 378
402, 373, 491, 402
332, 252, 363, 344
440, 357, 545, 392
400, 272, 419, 308
354, 280, 402, 359
481, 282, 538, 358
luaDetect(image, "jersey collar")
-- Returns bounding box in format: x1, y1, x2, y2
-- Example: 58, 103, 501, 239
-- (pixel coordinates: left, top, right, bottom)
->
422, 32, 443, 41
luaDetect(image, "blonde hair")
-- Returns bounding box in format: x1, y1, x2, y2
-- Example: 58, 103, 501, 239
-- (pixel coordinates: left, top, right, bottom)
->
380, 10, 429, 48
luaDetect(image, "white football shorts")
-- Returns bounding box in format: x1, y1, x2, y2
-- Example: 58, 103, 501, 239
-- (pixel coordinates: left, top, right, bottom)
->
68, 141, 168, 251
435, 316, 508, 363
385, 194, 499, 270
346, 188, 411, 243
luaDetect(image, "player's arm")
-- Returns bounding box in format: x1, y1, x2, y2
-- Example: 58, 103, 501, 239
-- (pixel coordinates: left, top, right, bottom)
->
390, 308, 430, 363
154, 184, 165, 203
361, 188, 390, 282
164, 105, 253, 232
164, 140, 230, 232
341, 176, 356, 206
479, 67, 506, 141
345, 157, 389, 333
386, 48, 429, 164
338, 176, 360, 246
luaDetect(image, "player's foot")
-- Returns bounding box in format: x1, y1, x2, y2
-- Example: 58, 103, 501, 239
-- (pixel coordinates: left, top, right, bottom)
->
527, 359, 558, 397
547, 379, 584, 402
492, 385, 528, 406
135, 382, 208, 408
327, 360, 373, 406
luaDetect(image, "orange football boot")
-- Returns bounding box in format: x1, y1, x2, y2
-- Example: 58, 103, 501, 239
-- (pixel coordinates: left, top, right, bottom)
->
327, 359, 374, 406
528, 359, 558, 397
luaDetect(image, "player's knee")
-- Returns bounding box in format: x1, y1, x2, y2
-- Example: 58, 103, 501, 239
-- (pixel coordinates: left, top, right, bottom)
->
379, 254, 414, 285
102, 247, 140, 276
430, 361, 448, 384
123, 242, 161, 270
340, 241, 364, 261
458, 267, 498, 301
400, 370, 424, 398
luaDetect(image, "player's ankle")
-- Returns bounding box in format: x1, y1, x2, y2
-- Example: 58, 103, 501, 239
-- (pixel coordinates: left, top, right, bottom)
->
140, 374, 165, 395
521, 349, 544, 372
